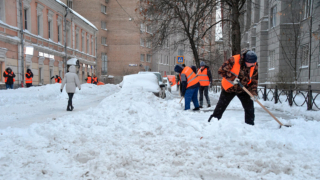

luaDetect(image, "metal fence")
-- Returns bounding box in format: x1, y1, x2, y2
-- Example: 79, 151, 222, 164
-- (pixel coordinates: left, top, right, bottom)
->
257, 85, 319, 111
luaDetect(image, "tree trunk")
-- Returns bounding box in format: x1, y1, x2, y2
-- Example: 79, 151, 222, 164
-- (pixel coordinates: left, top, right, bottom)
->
231, 3, 241, 55
189, 39, 200, 68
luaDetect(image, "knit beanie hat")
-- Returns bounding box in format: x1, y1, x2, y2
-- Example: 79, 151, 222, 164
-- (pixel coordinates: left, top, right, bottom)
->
245, 51, 257, 63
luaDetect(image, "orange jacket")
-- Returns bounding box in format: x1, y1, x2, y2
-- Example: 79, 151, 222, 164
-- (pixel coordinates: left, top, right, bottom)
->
4, 71, 15, 83
181, 66, 200, 88
221, 54, 256, 91
197, 68, 210, 86
25, 73, 32, 84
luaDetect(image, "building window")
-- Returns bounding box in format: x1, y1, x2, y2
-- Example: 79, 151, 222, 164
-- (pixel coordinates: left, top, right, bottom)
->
301, 44, 309, 67
101, 21, 107, 29
67, 25, 71, 47
82, 34, 85, 52
102, 37, 107, 45
24, 9, 28, 30
147, 54, 151, 62
160, 54, 163, 64
303, 0, 312, 19
102, 53, 107, 74
58, 25, 61, 43
76, 30, 79, 49
37, 15, 41, 35
48, 21, 51, 39
91, 40, 93, 55
0, 0, 5, 23
39, 68, 42, 84
147, 25, 152, 33
67, 0, 73, 9
101, 5, 107, 14
140, 38, 144, 46
140, 23, 145, 32
178, 49, 184, 56
146, 40, 151, 48
269, 50, 275, 70
140, 54, 145, 62
270, 6, 277, 28
167, 55, 169, 65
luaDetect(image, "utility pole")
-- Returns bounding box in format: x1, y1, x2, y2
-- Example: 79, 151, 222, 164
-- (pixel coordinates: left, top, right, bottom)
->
308, 0, 314, 84
19, 0, 24, 87
64, 6, 69, 76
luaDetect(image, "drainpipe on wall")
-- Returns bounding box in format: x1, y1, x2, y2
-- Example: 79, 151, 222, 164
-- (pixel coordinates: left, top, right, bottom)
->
64, 6, 69, 76
95, 32, 97, 75
19, 0, 24, 87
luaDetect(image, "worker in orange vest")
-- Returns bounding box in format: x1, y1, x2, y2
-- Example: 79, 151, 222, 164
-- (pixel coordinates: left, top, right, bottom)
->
197, 61, 212, 108
174, 64, 200, 111
92, 74, 98, 85
208, 50, 258, 125
51, 75, 62, 83
25, 69, 34, 88
3, 67, 15, 89
85, 75, 92, 83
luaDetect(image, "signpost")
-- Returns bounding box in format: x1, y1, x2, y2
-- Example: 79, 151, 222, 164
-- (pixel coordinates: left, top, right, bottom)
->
176, 56, 185, 64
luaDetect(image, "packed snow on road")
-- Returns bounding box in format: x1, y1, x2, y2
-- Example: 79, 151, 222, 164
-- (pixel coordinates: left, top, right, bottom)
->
0, 84, 320, 179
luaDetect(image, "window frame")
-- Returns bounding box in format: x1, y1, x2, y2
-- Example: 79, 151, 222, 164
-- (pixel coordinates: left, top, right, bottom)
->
270, 5, 277, 28
101, 37, 107, 45
301, 44, 309, 67
140, 54, 145, 62
101, 5, 107, 14
268, 50, 275, 70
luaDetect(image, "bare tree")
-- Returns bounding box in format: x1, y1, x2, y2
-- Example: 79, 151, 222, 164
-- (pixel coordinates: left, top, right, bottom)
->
138, 0, 221, 68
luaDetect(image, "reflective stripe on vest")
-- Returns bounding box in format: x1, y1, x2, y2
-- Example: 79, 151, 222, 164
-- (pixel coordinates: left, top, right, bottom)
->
182, 66, 199, 88
221, 54, 256, 91
25, 73, 32, 84
87, 77, 92, 83
197, 68, 210, 86
4, 71, 15, 83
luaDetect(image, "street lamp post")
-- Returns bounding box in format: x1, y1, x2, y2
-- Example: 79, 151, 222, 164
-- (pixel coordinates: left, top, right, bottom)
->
19, 0, 24, 87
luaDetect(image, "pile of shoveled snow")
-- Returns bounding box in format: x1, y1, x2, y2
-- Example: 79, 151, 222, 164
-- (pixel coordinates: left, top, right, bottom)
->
0, 87, 320, 179
0, 83, 119, 107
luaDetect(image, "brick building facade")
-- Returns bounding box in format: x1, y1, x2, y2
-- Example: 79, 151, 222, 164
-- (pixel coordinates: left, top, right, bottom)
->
0, 0, 97, 88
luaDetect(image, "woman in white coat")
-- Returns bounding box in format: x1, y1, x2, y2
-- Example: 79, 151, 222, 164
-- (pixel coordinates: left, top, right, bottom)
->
60, 65, 81, 111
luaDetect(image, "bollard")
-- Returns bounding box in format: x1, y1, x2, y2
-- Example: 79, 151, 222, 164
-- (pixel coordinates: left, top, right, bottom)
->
263, 85, 267, 101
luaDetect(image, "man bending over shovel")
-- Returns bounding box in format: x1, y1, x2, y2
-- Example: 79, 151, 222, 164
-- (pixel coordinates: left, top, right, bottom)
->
208, 50, 258, 125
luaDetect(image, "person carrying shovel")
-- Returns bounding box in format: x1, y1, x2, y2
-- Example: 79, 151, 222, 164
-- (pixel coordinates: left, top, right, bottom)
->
208, 49, 258, 125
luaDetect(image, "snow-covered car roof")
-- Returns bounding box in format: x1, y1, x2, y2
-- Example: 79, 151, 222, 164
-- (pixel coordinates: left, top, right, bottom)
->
122, 74, 160, 93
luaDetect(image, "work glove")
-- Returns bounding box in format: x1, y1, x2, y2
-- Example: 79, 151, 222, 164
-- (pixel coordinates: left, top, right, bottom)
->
233, 78, 240, 85
251, 96, 258, 101
60, 89, 62, 93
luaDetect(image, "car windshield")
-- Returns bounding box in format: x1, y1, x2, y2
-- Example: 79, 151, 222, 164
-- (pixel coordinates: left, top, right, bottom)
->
153, 73, 162, 82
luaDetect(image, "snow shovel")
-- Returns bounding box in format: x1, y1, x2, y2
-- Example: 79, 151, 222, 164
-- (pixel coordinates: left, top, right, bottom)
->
179, 97, 184, 103
237, 81, 291, 128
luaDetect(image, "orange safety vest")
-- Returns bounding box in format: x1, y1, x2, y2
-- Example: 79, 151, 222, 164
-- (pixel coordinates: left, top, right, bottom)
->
221, 54, 256, 91
4, 71, 15, 83
92, 77, 98, 83
181, 66, 200, 88
87, 77, 92, 83
197, 68, 210, 86
25, 73, 32, 84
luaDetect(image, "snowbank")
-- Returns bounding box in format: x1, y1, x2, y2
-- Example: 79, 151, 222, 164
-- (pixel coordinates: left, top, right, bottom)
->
1, 88, 320, 179
0, 84, 119, 107
122, 74, 160, 93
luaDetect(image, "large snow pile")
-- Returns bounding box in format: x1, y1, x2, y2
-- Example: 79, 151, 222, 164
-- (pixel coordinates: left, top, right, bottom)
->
0, 87, 320, 179
0, 83, 118, 107
122, 74, 160, 93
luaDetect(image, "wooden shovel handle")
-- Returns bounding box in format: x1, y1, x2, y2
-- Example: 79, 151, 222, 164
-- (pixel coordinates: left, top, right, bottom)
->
179, 97, 184, 103
241, 86, 284, 126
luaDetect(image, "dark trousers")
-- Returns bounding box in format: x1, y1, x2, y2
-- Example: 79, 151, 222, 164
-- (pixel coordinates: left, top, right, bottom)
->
26, 83, 32, 88
68, 93, 74, 109
5, 84, 13, 89
199, 86, 210, 106
185, 87, 199, 110
212, 90, 255, 125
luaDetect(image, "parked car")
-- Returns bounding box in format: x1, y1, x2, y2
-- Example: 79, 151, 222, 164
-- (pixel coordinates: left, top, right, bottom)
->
138, 72, 166, 98
121, 73, 166, 99
162, 77, 172, 92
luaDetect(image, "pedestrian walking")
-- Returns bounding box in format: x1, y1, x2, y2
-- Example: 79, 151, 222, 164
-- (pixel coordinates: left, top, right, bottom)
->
197, 61, 212, 108
25, 69, 33, 88
3, 67, 15, 89
60, 65, 81, 111
208, 50, 258, 125
174, 64, 200, 111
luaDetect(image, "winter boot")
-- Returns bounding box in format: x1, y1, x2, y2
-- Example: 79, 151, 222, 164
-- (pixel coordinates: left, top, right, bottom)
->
67, 105, 71, 111
71, 106, 74, 111
193, 107, 200, 111
207, 104, 211, 108
199, 106, 203, 108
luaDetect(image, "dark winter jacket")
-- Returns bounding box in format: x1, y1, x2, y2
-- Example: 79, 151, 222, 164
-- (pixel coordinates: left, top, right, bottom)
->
200, 66, 213, 84
174, 65, 200, 96
218, 50, 258, 96
3, 67, 16, 85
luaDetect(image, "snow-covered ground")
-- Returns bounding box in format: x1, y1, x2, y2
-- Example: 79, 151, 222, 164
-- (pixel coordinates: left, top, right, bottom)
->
0, 84, 320, 179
